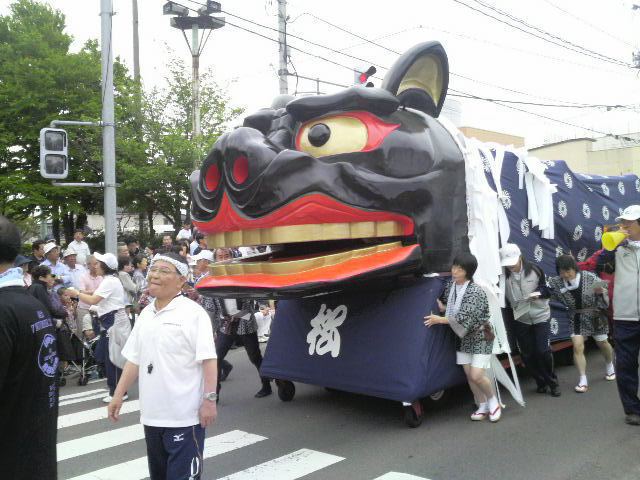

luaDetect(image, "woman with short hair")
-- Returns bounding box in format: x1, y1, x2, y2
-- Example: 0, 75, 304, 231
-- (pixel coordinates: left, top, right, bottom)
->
424, 252, 501, 422
548, 254, 615, 393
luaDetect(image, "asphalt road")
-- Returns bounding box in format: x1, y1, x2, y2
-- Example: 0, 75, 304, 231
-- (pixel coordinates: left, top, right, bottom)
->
57, 346, 640, 480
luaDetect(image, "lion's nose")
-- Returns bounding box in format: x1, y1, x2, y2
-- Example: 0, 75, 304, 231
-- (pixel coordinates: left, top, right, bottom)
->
231, 155, 249, 184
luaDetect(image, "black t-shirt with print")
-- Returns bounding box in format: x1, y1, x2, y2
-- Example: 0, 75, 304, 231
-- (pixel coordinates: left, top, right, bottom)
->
0, 286, 59, 480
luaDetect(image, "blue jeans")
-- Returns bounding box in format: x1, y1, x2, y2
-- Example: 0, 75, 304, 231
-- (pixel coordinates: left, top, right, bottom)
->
144, 424, 206, 480
614, 320, 640, 415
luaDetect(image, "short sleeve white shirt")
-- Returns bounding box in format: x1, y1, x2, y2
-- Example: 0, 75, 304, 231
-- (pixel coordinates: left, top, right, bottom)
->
176, 228, 192, 240
121, 295, 217, 427
93, 275, 126, 317
69, 240, 91, 265
66, 264, 87, 290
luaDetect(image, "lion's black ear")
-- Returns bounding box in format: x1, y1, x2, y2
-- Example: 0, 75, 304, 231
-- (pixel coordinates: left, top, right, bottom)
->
381, 41, 449, 118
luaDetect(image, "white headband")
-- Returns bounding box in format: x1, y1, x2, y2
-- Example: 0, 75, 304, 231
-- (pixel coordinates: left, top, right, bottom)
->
151, 254, 189, 277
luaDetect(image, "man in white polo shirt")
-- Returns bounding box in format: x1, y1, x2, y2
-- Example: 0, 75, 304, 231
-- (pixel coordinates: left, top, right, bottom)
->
108, 252, 217, 480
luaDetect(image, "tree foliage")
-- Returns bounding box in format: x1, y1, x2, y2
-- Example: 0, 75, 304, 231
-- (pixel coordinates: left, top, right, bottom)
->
118, 56, 243, 235
0, 1, 242, 245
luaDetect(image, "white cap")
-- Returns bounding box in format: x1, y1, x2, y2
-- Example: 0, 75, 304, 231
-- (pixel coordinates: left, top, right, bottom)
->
63, 247, 77, 258
616, 205, 640, 222
94, 252, 118, 270
191, 250, 214, 263
499, 243, 522, 267
43, 242, 59, 255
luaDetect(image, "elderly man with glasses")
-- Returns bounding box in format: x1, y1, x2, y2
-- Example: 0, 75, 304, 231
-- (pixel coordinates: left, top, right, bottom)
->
107, 252, 217, 480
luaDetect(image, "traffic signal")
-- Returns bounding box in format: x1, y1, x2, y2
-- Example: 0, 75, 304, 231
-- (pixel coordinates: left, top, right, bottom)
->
39, 128, 68, 179
354, 66, 376, 87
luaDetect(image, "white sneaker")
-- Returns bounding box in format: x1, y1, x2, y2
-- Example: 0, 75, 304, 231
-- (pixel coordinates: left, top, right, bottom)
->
489, 404, 502, 423
102, 394, 128, 403
470, 404, 489, 421
258, 336, 268, 343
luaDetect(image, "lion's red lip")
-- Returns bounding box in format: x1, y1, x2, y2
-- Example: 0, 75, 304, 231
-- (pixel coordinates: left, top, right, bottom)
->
193, 192, 414, 245
196, 244, 421, 296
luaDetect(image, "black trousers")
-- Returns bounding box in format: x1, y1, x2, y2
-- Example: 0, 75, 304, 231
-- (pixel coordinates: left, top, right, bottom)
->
215, 331, 268, 393
614, 320, 640, 415
512, 320, 558, 388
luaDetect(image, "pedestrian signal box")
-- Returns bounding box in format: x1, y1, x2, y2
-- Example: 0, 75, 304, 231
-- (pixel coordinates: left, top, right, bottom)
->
40, 128, 68, 179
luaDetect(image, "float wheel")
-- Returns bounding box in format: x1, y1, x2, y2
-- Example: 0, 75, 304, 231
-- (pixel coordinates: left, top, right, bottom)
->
276, 380, 295, 402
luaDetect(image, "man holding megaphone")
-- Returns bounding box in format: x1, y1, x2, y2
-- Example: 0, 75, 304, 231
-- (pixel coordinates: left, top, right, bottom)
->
596, 205, 640, 426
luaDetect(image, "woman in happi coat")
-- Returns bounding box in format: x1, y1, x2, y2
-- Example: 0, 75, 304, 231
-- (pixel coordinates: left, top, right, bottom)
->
548, 254, 615, 393
424, 252, 501, 422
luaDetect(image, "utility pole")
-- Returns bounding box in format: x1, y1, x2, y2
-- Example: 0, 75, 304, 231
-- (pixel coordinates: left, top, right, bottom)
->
165, 2, 225, 170
191, 24, 201, 140
132, 0, 140, 81
277, 0, 288, 94
100, 0, 117, 254
132, 0, 146, 236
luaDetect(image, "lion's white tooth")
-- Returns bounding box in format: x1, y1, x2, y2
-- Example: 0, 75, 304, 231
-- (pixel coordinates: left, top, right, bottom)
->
205, 221, 403, 248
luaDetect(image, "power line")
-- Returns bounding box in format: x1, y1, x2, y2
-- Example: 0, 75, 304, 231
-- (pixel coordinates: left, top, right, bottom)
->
172, 1, 639, 142
182, 0, 388, 72
288, 12, 631, 106
540, 0, 637, 49
467, 97, 640, 144
449, 0, 634, 68
184, 1, 638, 106
448, 90, 636, 110
468, 0, 634, 65
217, 3, 638, 112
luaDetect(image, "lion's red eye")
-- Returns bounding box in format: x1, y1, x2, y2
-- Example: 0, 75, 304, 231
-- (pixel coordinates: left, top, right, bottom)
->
205, 164, 220, 191
233, 155, 249, 184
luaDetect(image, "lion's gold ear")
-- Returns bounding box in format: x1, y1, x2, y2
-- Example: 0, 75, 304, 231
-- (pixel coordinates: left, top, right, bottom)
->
381, 42, 449, 118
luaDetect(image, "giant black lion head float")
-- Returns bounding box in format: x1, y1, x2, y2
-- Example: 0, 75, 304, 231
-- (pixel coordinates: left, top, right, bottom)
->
191, 41, 468, 297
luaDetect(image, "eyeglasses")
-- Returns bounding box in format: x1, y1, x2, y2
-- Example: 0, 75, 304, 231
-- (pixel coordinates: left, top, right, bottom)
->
148, 266, 179, 276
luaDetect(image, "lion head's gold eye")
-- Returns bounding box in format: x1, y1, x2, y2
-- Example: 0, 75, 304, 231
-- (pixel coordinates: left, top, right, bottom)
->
296, 115, 368, 158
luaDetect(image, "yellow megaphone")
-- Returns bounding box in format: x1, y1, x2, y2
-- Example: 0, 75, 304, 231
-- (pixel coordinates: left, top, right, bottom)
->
602, 231, 628, 251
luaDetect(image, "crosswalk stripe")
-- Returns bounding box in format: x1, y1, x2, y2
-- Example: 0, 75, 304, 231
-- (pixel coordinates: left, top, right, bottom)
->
66, 429, 267, 480
58, 424, 145, 461
60, 392, 109, 407
60, 389, 107, 402
58, 400, 140, 429
373, 473, 431, 480
88, 378, 107, 384
216, 448, 344, 480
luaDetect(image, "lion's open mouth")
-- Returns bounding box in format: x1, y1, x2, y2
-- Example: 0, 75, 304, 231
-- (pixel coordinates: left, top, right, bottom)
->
194, 194, 422, 297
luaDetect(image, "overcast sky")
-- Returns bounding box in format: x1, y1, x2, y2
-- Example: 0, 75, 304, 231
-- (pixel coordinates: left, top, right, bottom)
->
3, 0, 640, 148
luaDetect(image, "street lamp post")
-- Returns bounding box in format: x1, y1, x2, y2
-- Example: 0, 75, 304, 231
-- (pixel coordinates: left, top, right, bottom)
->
164, 2, 225, 169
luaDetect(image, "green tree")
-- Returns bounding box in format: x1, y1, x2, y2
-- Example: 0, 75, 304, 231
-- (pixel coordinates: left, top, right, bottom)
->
118, 56, 243, 236
0, 0, 137, 244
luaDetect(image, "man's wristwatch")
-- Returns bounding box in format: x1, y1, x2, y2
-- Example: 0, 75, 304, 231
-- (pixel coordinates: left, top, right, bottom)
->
203, 391, 218, 402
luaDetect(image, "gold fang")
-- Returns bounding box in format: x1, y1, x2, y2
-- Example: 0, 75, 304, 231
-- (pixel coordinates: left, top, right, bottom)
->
205, 220, 404, 248
208, 242, 403, 276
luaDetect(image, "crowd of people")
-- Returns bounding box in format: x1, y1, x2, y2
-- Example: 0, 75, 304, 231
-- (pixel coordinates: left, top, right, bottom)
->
8, 223, 275, 402
424, 204, 640, 428
3, 204, 640, 478
1, 218, 277, 479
